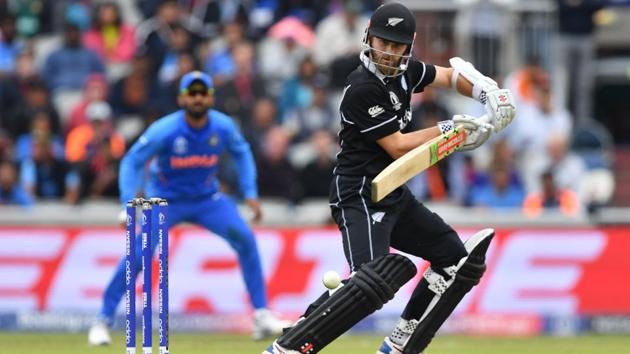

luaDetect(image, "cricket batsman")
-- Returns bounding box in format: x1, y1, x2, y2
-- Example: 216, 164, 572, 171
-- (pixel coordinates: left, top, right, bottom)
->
263, 2, 516, 354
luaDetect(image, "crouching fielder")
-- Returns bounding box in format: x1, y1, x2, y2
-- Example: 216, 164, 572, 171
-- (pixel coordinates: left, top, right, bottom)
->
263, 2, 516, 354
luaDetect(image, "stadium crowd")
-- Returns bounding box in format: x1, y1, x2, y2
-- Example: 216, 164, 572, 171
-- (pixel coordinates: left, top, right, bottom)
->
0, 0, 614, 215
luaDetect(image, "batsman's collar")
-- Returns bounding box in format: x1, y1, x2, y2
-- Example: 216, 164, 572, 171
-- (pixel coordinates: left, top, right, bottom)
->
179, 70, 214, 93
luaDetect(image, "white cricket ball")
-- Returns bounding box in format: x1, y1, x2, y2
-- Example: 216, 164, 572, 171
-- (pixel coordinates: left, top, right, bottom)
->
322, 271, 341, 289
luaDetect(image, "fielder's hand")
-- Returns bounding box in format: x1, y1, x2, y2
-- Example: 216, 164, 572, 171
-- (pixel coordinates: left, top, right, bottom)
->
452, 114, 494, 151
245, 198, 263, 223
485, 89, 516, 133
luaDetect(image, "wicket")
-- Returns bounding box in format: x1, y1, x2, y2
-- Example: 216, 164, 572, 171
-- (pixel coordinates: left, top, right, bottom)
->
125, 198, 169, 354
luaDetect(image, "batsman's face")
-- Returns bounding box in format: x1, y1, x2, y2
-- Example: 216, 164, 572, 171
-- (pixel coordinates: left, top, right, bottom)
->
370, 36, 408, 76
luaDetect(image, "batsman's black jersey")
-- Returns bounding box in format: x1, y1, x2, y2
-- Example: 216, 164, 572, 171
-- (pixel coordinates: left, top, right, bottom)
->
335, 57, 436, 179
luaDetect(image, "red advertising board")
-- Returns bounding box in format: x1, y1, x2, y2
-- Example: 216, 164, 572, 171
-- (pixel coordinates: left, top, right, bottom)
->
1, 227, 629, 321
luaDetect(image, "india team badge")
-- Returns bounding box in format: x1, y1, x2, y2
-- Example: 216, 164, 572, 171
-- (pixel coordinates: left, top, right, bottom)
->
209, 134, 219, 146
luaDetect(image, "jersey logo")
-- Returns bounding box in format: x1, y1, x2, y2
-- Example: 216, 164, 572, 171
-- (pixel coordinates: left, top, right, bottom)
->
170, 154, 218, 169
371, 211, 385, 224
389, 91, 401, 111
173, 136, 188, 154
387, 17, 404, 27
368, 105, 385, 117
209, 134, 219, 146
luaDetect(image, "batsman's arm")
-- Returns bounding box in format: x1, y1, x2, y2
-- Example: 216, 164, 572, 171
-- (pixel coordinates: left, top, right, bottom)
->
118, 124, 166, 204
377, 127, 443, 159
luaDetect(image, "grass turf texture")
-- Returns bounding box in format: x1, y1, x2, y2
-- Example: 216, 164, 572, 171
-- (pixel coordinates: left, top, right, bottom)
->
1, 333, 629, 354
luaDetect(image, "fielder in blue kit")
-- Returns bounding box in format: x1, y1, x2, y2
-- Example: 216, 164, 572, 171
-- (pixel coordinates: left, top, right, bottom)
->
88, 71, 288, 346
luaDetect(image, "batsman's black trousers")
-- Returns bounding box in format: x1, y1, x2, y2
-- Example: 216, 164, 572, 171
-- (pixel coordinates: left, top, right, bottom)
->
329, 175, 467, 271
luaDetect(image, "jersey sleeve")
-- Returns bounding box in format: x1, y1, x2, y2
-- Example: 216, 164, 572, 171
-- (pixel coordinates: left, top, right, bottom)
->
341, 83, 400, 141
118, 121, 167, 204
408, 60, 436, 93
223, 117, 258, 199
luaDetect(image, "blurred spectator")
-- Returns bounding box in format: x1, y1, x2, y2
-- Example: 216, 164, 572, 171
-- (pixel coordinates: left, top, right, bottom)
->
244, 97, 278, 155
470, 162, 525, 209
455, 0, 511, 78
15, 110, 64, 161
256, 126, 301, 202
283, 79, 337, 142
277, 56, 318, 120
503, 56, 546, 108
65, 101, 124, 199
523, 170, 580, 217
509, 78, 572, 156
66, 73, 109, 134
109, 55, 155, 119
258, 17, 311, 95
19, 130, 79, 202
136, 0, 203, 75
273, 0, 330, 26
0, 49, 42, 127
83, 1, 136, 64
42, 22, 105, 93
214, 41, 266, 125
553, 0, 603, 122
204, 21, 246, 85
157, 50, 199, 114
157, 23, 193, 84
298, 130, 335, 199
184, 1, 250, 39
408, 87, 451, 132
5, 79, 61, 138
0, 15, 24, 74
64, 1, 91, 31
12, 0, 53, 37
42, 22, 105, 121
313, 0, 366, 67
0, 129, 11, 161
0, 160, 32, 206
523, 133, 586, 196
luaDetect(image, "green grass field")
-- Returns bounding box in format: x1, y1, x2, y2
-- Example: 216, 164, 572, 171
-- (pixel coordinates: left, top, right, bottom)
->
2, 333, 629, 354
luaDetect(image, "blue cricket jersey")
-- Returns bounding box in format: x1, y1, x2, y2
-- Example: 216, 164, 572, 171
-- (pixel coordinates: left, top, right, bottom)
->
119, 109, 257, 203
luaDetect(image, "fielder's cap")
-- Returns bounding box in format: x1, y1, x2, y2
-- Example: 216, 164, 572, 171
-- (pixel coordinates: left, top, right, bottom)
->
368, 2, 416, 45
179, 71, 213, 93
86, 101, 112, 122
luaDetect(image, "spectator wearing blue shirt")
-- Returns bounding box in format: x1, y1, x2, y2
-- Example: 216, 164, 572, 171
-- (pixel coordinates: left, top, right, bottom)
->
0, 15, 23, 73
42, 22, 105, 93
88, 71, 288, 346
42, 22, 104, 120
0, 160, 33, 207
470, 162, 525, 209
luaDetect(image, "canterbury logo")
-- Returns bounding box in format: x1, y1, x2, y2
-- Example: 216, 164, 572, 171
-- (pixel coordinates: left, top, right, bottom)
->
368, 105, 385, 117
387, 17, 404, 26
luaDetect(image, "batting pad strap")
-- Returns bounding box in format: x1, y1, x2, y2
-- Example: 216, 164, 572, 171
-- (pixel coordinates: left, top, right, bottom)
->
277, 254, 417, 354
423, 265, 457, 295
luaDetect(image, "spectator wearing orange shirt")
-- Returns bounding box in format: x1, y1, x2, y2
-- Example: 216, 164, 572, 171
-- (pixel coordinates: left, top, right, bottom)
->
523, 170, 580, 217
66, 101, 125, 199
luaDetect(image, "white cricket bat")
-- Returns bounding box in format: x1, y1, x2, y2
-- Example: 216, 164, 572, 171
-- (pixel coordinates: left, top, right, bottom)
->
371, 115, 487, 202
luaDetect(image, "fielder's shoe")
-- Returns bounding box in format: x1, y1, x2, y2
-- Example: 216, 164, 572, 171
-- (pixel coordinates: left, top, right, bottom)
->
262, 340, 301, 354
252, 309, 292, 341
87, 320, 112, 346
